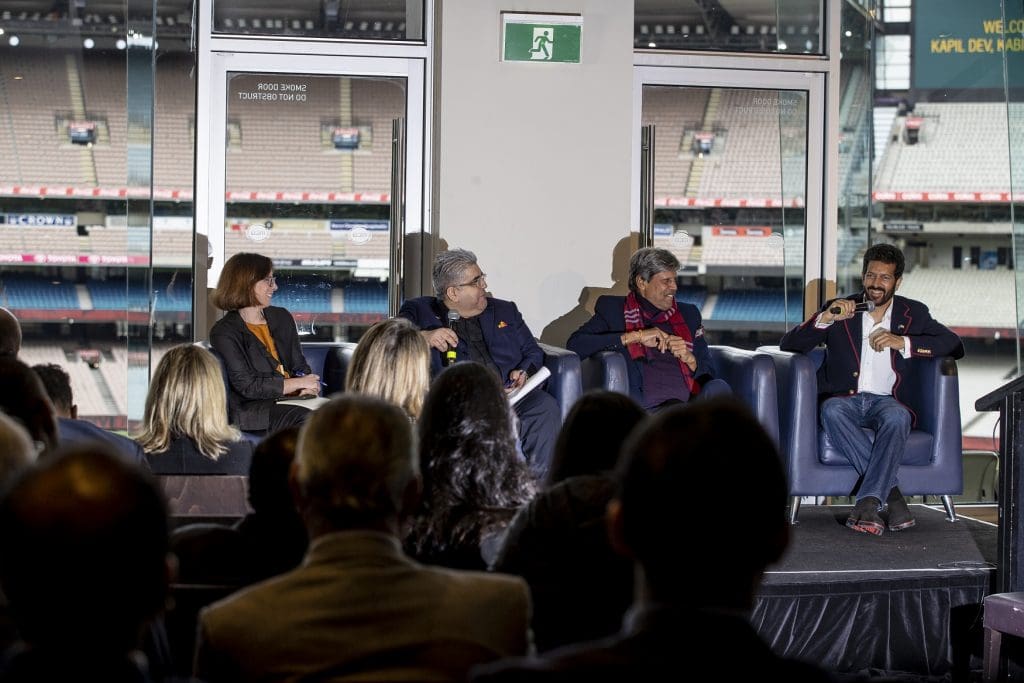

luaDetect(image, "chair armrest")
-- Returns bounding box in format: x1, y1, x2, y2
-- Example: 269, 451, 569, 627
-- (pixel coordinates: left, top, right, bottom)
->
301, 341, 357, 396
581, 350, 629, 396
538, 342, 582, 420
903, 356, 961, 471
757, 345, 819, 465
708, 345, 780, 446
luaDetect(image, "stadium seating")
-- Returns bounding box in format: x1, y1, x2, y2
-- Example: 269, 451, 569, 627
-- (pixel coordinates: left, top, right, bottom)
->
875, 102, 1018, 192
710, 289, 803, 324
898, 267, 1014, 329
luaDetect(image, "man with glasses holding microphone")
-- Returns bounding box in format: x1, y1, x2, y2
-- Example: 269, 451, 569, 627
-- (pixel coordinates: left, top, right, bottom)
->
399, 248, 560, 479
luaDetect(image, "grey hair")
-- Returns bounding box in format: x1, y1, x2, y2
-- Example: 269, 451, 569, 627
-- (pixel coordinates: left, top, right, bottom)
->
628, 248, 680, 294
432, 248, 478, 300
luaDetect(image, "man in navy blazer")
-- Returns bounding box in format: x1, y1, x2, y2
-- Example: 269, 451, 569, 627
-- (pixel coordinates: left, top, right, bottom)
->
399, 249, 560, 479
31, 363, 148, 469
780, 243, 964, 535
567, 248, 727, 411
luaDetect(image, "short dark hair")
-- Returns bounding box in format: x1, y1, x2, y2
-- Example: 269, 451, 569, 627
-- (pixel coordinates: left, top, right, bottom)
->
212, 252, 273, 311
0, 446, 169, 652
862, 243, 904, 279
547, 390, 646, 486
31, 363, 73, 415
248, 425, 300, 513
616, 398, 785, 598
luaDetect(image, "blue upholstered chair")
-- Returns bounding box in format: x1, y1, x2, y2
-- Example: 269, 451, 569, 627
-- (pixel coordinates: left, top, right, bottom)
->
758, 346, 963, 524
537, 342, 583, 420
580, 345, 780, 447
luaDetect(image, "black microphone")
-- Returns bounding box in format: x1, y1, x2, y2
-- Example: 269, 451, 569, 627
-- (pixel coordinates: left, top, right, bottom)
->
829, 300, 876, 315
444, 310, 460, 366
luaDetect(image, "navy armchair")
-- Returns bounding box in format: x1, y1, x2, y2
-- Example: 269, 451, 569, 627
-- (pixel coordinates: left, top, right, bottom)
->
579, 345, 780, 445
537, 342, 583, 420
758, 346, 962, 524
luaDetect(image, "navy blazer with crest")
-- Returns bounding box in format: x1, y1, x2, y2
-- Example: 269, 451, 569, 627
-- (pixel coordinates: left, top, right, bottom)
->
398, 296, 544, 379
779, 293, 964, 422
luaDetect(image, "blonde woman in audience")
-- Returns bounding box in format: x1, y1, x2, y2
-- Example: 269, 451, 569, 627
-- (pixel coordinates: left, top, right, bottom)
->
136, 344, 253, 475
345, 318, 431, 421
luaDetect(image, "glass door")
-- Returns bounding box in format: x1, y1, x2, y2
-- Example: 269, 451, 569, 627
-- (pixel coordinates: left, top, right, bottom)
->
634, 67, 824, 350
199, 53, 425, 342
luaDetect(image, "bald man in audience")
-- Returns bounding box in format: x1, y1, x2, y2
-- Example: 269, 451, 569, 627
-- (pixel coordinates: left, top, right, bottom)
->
0, 445, 171, 682
195, 394, 530, 682
0, 307, 19, 358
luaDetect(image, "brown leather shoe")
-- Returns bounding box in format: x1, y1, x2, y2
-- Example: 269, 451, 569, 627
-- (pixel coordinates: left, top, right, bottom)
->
846, 496, 885, 536
885, 486, 916, 531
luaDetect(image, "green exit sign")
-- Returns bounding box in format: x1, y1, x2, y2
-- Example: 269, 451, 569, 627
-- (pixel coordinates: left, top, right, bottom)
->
502, 13, 582, 64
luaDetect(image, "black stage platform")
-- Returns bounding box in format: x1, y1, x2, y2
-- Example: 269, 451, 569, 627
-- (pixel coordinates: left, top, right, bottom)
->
753, 505, 996, 679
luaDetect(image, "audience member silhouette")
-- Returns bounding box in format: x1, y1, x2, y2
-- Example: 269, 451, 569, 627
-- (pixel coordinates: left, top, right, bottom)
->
473, 398, 834, 682
0, 446, 171, 682
194, 395, 530, 682
31, 363, 147, 467
405, 361, 536, 570
136, 345, 253, 474
493, 390, 646, 652
0, 308, 20, 358
0, 357, 57, 456
0, 413, 34, 658
345, 317, 431, 421
171, 426, 307, 586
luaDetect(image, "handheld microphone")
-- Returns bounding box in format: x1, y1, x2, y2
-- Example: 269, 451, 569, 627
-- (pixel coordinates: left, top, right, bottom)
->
829, 300, 876, 315
444, 310, 460, 366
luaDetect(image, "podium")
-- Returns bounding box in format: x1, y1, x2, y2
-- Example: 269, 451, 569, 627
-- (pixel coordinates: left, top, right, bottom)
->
977, 375, 1024, 592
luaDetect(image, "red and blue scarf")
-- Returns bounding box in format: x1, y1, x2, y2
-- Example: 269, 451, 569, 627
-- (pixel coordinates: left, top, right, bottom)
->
623, 291, 700, 396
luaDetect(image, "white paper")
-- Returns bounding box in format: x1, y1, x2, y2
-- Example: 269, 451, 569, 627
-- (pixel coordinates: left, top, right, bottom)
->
508, 366, 552, 406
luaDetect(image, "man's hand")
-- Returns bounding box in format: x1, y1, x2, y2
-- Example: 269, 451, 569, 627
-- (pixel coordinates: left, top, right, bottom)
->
821, 299, 857, 324
869, 328, 905, 352
666, 336, 697, 371
422, 328, 459, 352
622, 327, 669, 352
505, 369, 527, 394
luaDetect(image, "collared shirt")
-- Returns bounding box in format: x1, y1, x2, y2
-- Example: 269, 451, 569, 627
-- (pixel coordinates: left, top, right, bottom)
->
815, 303, 912, 396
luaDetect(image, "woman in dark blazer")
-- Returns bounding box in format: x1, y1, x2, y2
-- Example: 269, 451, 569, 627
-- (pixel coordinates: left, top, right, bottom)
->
209, 253, 321, 434
136, 344, 253, 474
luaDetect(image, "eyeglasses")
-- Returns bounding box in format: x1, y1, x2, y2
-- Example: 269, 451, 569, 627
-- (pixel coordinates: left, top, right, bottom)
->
455, 273, 487, 289
260, 275, 277, 286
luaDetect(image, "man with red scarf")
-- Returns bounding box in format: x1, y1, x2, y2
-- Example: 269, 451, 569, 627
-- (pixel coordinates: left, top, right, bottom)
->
568, 248, 728, 411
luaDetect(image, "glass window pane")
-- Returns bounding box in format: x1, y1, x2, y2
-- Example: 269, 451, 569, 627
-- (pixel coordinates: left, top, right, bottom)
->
223, 73, 405, 341
635, 0, 823, 55
213, 0, 424, 41
866, 1, 1019, 489
643, 84, 808, 350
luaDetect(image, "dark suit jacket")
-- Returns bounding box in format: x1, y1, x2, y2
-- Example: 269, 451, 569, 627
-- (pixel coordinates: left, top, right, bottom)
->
566, 295, 715, 405
57, 417, 148, 468
195, 530, 530, 682
398, 296, 544, 378
145, 436, 253, 475
209, 307, 311, 431
471, 604, 835, 683
779, 294, 964, 419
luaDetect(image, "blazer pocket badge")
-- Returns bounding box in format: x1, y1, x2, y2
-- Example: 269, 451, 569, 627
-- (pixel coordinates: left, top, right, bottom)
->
498, 321, 508, 329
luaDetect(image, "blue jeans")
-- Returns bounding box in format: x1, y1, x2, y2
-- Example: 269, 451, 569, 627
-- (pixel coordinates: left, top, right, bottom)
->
820, 393, 911, 506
